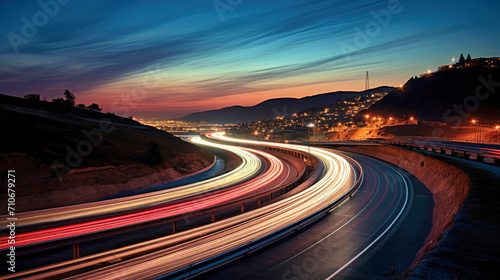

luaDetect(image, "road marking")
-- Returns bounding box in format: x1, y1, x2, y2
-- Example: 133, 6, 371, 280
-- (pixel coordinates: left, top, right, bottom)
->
325, 161, 410, 279
252, 157, 373, 279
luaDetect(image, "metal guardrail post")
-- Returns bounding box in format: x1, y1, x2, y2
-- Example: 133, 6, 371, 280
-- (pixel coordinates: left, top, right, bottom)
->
73, 243, 79, 259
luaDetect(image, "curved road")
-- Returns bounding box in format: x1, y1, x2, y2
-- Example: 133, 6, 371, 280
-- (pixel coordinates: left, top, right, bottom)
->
0, 140, 263, 230
2, 136, 433, 280
200, 151, 426, 280
0, 144, 298, 251
6, 140, 354, 280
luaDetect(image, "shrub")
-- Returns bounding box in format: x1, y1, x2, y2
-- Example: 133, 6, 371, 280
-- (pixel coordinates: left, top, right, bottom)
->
24, 93, 40, 101
87, 103, 102, 112
146, 140, 166, 165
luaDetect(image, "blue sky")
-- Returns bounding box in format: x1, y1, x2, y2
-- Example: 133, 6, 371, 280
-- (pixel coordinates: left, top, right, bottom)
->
1, 0, 499, 118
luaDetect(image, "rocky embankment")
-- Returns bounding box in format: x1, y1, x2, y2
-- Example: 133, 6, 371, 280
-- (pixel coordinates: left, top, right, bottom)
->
405, 152, 500, 280
1, 153, 214, 212
338, 145, 472, 278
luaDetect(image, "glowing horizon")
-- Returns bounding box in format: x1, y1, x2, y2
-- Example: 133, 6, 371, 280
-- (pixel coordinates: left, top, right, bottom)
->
1, 0, 499, 118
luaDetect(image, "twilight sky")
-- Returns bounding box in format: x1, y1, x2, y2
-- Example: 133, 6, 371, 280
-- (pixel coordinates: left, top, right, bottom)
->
1, 0, 499, 118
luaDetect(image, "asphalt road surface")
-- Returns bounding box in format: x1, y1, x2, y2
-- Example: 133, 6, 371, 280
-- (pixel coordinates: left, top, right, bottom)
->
200, 151, 433, 280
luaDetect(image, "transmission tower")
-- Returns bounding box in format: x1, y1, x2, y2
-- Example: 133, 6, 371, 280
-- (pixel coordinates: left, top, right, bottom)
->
365, 71, 370, 90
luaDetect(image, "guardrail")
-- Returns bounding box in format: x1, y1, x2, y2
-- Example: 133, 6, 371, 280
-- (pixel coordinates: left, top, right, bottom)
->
0, 144, 320, 279
387, 139, 500, 164
281, 138, 500, 165
158, 153, 364, 280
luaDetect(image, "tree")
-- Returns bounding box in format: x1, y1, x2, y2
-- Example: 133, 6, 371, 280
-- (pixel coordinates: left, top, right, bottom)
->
63, 89, 75, 107
459, 53, 465, 63
76, 104, 86, 109
52, 98, 67, 105
24, 93, 40, 101
87, 103, 102, 112
466, 54, 472, 61
145, 140, 166, 165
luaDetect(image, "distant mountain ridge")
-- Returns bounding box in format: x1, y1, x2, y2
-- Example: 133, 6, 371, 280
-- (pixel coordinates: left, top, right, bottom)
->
180, 86, 395, 124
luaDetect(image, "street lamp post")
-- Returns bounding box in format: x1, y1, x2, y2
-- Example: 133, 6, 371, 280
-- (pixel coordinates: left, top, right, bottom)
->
307, 123, 315, 165
477, 122, 483, 143
471, 119, 480, 143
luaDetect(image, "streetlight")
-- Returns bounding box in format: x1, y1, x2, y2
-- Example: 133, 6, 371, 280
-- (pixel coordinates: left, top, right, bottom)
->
471, 119, 481, 143
307, 123, 315, 164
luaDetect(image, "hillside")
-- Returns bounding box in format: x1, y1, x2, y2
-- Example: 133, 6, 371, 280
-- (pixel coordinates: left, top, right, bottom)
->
0, 94, 214, 212
181, 86, 395, 124
360, 67, 500, 123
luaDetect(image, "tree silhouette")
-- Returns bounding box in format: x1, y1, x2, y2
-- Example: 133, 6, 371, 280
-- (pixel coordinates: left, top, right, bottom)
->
24, 93, 40, 101
63, 89, 75, 107
87, 103, 102, 111
466, 54, 472, 61
52, 98, 66, 105
459, 53, 465, 63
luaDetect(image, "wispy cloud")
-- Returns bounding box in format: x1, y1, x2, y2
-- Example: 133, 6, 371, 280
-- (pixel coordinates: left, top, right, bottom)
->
1, 0, 499, 117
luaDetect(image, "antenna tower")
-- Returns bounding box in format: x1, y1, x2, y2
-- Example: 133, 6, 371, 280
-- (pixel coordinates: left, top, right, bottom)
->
365, 71, 370, 90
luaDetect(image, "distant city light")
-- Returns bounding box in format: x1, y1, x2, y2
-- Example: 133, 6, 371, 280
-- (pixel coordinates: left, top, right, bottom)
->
495, 125, 500, 130
471, 119, 477, 125
308, 123, 315, 127
365, 114, 370, 119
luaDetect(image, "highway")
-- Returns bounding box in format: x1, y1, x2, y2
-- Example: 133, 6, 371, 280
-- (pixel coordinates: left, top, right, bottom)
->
62, 142, 353, 280
0, 141, 301, 251
3, 137, 354, 279
0, 139, 264, 230
2, 134, 425, 280
201, 151, 418, 280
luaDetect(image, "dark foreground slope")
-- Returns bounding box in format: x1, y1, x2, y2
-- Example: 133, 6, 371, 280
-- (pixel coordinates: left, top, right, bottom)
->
0, 94, 214, 212
360, 67, 500, 122
181, 86, 395, 124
